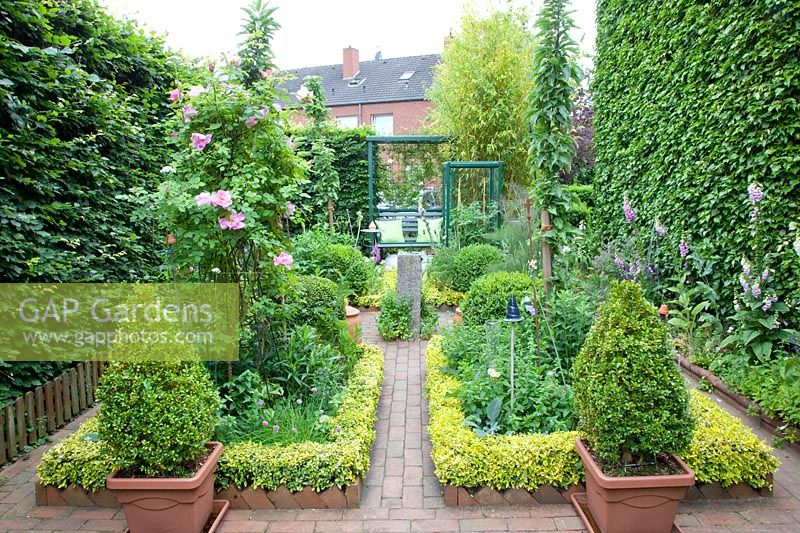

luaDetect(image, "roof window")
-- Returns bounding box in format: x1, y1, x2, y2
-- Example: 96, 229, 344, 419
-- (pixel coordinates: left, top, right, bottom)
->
399, 70, 415, 80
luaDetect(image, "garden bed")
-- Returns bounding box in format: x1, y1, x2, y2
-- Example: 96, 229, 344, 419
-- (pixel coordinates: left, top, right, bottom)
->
425, 337, 779, 506
677, 354, 800, 454
36, 344, 383, 509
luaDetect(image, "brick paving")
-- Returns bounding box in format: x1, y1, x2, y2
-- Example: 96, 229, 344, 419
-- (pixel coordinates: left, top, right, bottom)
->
0, 311, 798, 532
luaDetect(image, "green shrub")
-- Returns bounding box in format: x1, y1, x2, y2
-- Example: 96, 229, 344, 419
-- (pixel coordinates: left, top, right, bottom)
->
38, 343, 384, 493
289, 275, 345, 322
425, 336, 777, 491
353, 268, 396, 308
291, 229, 356, 275
460, 272, 534, 326
376, 293, 411, 341
593, 0, 800, 321
97, 357, 220, 477
422, 274, 465, 307
548, 288, 595, 372
573, 281, 693, 465
451, 245, 503, 293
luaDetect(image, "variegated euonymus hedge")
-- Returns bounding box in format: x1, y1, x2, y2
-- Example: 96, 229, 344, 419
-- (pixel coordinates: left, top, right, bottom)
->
426, 335, 778, 490
38, 344, 384, 492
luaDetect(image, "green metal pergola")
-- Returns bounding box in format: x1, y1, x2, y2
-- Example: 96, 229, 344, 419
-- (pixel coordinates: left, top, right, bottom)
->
442, 160, 503, 236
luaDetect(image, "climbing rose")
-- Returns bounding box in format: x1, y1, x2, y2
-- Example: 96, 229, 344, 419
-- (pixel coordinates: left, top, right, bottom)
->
245, 115, 259, 128
273, 252, 293, 268
211, 190, 232, 208
195, 192, 213, 206
260, 69, 272, 78
296, 85, 313, 102
191, 132, 212, 150
183, 104, 198, 122
188, 85, 208, 97
219, 211, 245, 230
168, 88, 182, 101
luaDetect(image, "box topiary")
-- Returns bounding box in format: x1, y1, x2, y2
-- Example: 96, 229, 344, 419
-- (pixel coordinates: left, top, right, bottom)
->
97, 350, 220, 478
451, 244, 503, 293
289, 274, 345, 321
460, 271, 534, 326
573, 280, 694, 466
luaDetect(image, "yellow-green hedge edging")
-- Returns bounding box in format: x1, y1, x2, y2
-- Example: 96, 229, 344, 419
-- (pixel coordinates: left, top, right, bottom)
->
425, 336, 778, 491
37, 343, 384, 493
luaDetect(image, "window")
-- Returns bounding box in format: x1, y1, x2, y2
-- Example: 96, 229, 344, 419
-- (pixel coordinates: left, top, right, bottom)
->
399, 70, 415, 80
336, 115, 359, 128
372, 114, 394, 136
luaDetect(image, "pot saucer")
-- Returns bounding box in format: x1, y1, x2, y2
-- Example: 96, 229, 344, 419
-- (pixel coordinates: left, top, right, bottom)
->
569, 492, 683, 533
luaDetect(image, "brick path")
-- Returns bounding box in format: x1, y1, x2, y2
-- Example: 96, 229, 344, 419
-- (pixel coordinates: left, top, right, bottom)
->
0, 311, 798, 532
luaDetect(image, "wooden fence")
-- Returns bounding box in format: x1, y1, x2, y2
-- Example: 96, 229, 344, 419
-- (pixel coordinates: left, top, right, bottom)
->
0, 361, 103, 464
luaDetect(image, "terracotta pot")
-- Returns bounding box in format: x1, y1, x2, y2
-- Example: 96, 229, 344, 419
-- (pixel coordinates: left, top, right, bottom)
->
454, 307, 462, 327
345, 305, 361, 342
107, 442, 223, 533
575, 438, 694, 533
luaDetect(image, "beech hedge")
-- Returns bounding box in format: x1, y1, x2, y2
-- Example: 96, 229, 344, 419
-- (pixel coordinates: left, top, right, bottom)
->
592, 0, 800, 318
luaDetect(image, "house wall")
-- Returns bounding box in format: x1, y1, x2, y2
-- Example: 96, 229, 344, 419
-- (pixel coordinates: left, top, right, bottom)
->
329, 100, 433, 134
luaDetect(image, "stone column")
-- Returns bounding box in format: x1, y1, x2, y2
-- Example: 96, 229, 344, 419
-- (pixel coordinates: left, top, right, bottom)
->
396, 252, 423, 338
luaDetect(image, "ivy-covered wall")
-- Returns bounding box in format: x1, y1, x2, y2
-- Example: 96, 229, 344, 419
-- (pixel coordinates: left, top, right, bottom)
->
592, 0, 800, 316
0, 0, 184, 282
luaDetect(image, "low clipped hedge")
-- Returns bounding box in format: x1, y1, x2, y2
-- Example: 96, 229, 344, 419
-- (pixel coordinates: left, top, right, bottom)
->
425, 336, 778, 491
37, 344, 383, 493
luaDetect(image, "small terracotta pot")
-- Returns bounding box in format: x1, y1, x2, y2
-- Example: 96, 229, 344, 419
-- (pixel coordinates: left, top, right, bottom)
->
575, 438, 694, 533
345, 305, 361, 342
107, 441, 224, 533
454, 307, 462, 327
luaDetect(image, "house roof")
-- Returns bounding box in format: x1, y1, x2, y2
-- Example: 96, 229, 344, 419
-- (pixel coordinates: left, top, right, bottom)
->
280, 53, 440, 107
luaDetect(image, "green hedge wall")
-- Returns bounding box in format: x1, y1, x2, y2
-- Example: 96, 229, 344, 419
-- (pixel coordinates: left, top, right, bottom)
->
291, 124, 372, 228
0, 0, 183, 282
592, 0, 800, 317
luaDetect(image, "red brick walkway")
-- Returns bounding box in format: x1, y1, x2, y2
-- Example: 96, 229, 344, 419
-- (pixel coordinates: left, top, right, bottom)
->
0, 311, 798, 531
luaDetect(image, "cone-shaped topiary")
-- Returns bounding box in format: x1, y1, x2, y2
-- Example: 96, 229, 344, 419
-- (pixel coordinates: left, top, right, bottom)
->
97, 302, 220, 478
573, 280, 693, 466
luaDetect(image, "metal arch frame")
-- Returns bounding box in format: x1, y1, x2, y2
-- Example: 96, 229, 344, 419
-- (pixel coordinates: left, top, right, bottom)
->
442, 161, 504, 239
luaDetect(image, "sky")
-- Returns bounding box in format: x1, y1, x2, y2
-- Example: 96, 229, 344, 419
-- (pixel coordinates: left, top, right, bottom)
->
99, 0, 596, 70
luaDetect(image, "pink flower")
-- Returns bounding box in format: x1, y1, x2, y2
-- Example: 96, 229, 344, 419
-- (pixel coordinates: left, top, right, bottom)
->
260, 107, 270, 117
183, 104, 198, 122
208, 62, 215, 72
273, 252, 293, 268
246, 115, 259, 128
286, 138, 295, 149
260, 69, 273, 78
168, 88, 182, 101
229, 57, 241, 67
188, 85, 207, 97
211, 190, 233, 208
170, 131, 179, 137
273, 103, 282, 113
285, 201, 296, 217
191, 132, 212, 150
219, 211, 246, 230
195, 192, 213, 206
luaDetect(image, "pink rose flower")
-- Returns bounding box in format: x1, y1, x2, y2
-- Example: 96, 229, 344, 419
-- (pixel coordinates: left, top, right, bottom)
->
246, 115, 259, 128
219, 211, 246, 230
188, 85, 207, 97
273, 252, 293, 268
191, 132, 212, 150
210, 189, 232, 208
195, 192, 213, 206
286, 138, 295, 149
260, 69, 273, 78
183, 104, 198, 122
168, 88, 182, 101
260, 107, 270, 117
170, 131, 179, 137
208, 62, 215, 72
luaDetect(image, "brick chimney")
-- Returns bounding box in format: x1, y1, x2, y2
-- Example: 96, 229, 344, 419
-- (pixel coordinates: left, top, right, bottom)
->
343, 46, 359, 78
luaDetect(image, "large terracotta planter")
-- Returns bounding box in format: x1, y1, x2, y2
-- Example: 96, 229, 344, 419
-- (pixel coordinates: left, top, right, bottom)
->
575, 438, 694, 533
107, 441, 224, 533
345, 305, 361, 342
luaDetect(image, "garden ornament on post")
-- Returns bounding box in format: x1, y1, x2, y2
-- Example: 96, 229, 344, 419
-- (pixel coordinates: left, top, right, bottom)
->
504, 295, 523, 406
